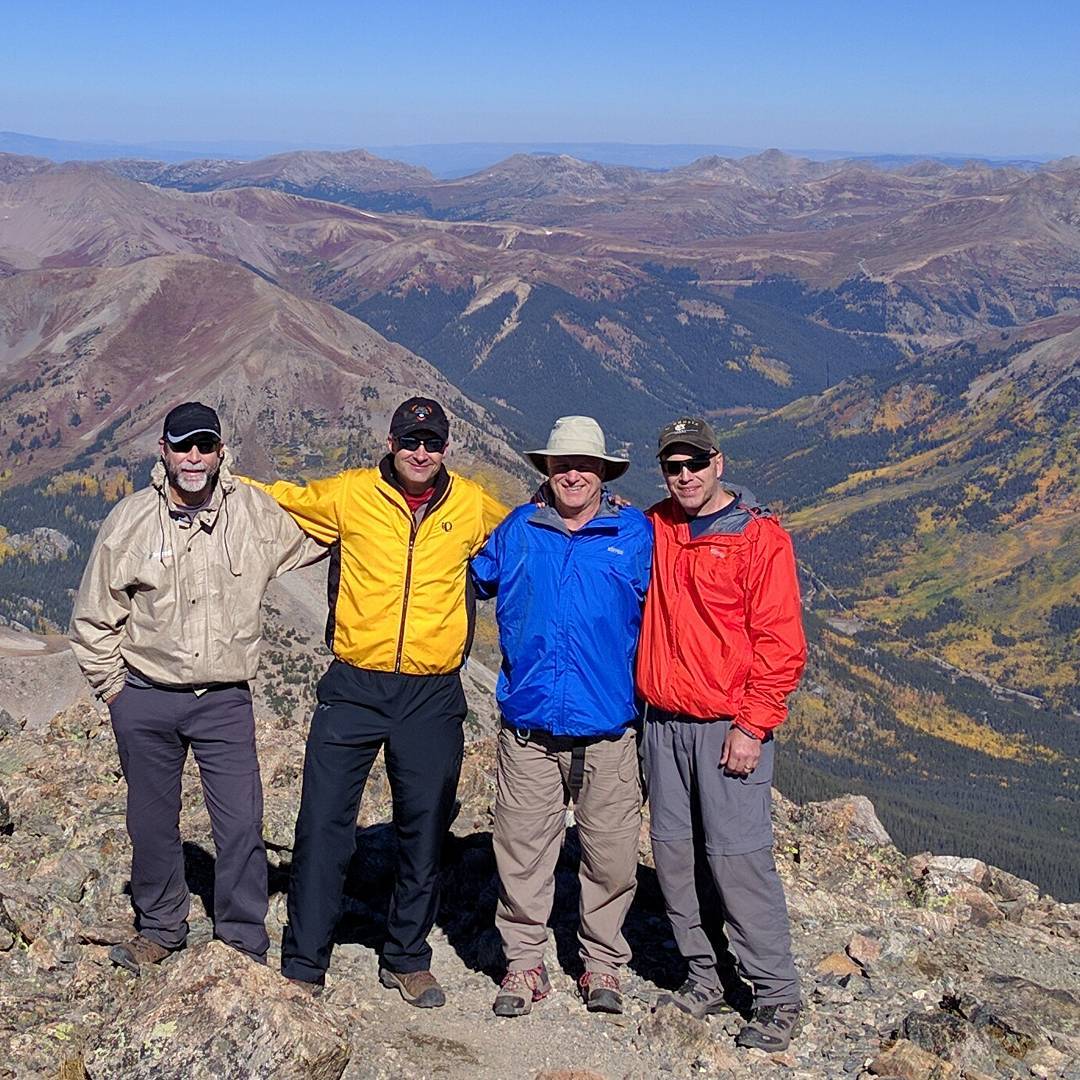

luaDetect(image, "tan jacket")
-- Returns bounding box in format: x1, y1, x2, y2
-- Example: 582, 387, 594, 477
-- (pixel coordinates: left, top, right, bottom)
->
69, 455, 323, 699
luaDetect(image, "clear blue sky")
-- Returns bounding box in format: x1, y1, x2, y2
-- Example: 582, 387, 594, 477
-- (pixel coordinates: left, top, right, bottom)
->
3, 0, 1077, 157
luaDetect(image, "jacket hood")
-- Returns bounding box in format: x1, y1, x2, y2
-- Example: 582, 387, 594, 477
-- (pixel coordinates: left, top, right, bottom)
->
151, 447, 237, 504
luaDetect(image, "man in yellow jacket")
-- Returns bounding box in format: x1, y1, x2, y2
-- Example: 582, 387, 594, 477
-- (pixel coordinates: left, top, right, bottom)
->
252, 397, 505, 1006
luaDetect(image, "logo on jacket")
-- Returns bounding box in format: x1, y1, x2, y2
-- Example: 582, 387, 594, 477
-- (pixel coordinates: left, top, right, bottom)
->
606, 545, 624, 555
442, 521, 453, 532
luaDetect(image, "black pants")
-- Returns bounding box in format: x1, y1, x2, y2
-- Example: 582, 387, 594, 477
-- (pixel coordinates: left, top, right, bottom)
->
281, 661, 467, 983
109, 682, 268, 958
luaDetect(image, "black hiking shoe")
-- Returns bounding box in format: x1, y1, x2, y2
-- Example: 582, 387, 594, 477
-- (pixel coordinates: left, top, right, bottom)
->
735, 1002, 803, 1051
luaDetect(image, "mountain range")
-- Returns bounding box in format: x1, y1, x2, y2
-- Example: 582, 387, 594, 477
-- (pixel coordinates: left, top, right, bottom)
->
0, 143, 1076, 897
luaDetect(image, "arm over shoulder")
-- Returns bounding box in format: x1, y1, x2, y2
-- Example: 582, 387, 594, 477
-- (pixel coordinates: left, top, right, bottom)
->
238, 473, 345, 545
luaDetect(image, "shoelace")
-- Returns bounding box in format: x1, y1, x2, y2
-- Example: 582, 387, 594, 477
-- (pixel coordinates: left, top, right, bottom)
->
502, 966, 545, 993
580, 971, 619, 991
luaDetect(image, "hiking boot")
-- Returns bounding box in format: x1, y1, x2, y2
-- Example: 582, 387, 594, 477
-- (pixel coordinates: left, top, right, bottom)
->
492, 963, 552, 1017
735, 1002, 803, 1051
379, 967, 446, 1009
656, 978, 733, 1020
108, 934, 177, 975
578, 971, 623, 1014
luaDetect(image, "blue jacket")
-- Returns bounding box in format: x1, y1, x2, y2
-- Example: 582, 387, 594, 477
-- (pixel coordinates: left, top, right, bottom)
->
471, 495, 653, 738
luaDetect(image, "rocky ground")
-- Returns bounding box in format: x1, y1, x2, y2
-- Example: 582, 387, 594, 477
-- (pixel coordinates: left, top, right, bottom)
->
0, 668, 1078, 1078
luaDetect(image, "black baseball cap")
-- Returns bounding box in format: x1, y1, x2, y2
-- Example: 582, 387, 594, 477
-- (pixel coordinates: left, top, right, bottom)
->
162, 402, 222, 444
656, 416, 719, 457
390, 397, 450, 441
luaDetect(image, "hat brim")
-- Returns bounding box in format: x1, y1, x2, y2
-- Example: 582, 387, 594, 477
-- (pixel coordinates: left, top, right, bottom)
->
524, 450, 630, 481
165, 428, 221, 443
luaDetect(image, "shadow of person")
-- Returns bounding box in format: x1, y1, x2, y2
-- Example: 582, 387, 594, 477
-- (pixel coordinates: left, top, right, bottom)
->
182, 840, 216, 920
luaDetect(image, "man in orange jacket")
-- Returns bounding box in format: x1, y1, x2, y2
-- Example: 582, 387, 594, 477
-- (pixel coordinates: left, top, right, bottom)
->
636, 417, 806, 1052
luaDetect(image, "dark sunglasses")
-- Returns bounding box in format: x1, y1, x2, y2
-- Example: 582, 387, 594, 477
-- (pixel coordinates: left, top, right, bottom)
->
660, 453, 716, 477
396, 435, 446, 452
168, 436, 221, 454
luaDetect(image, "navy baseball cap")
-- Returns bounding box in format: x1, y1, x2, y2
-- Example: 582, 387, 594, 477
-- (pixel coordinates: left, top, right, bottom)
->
389, 397, 450, 441
162, 402, 222, 444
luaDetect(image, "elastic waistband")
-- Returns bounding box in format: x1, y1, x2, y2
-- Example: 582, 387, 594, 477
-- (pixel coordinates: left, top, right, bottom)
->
500, 717, 632, 748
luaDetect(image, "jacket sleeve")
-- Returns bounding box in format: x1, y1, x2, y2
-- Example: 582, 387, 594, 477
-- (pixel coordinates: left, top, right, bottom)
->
68, 510, 133, 700
239, 474, 344, 546
471, 488, 509, 557
268, 499, 329, 576
734, 521, 807, 739
470, 518, 505, 600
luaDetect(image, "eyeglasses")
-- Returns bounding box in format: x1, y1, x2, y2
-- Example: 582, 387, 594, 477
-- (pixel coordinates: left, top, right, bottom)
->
396, 435, 446, 453
168, 436, 221, 454
660, 453, 716, 477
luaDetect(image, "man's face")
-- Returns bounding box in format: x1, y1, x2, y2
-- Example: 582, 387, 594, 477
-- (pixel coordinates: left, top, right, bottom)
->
547, 455, 604, 517
661, 444, 724, 516
159, 435, 223, 499
388, 431, 447, 493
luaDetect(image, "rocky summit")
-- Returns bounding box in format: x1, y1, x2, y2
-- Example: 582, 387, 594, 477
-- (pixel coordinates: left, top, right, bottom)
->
1, 689, 1077, 1079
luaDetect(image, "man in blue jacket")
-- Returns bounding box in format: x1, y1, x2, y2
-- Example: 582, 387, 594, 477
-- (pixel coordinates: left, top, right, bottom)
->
471, 416, 652, 1018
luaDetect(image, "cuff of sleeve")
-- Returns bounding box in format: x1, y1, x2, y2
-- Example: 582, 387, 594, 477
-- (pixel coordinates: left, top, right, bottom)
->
733, 720, 766, 741
97, 674, 127, 702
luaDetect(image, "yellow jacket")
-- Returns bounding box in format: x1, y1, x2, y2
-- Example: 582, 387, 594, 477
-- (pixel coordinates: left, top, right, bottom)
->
251, 459, 506, 675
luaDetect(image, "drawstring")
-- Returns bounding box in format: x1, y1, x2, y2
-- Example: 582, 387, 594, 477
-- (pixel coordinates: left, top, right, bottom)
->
222, 487, 239, 576
157, 495, 167, 566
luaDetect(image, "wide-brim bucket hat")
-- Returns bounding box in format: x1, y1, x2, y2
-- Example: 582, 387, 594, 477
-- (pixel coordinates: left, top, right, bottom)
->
524, 415, 630, 480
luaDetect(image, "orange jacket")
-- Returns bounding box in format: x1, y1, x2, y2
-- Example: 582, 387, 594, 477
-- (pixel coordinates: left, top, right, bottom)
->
635, 488, 806, 738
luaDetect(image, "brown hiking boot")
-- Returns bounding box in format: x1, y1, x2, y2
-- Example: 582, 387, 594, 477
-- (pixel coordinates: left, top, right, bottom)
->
493, 962, 552, 1017
108, 934, 177, 975
379, 967, 446, 1008
578, 970, 623, 1014
735, 1002, 803, 1051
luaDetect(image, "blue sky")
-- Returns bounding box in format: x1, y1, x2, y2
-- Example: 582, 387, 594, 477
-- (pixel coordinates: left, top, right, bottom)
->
3, 0, 1077, 157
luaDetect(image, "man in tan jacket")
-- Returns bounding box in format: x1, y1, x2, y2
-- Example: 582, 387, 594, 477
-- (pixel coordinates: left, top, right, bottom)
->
70, 402, 322, 973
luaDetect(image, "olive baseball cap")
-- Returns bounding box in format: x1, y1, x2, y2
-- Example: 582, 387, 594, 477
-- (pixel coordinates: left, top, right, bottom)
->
656, 416, 719, 457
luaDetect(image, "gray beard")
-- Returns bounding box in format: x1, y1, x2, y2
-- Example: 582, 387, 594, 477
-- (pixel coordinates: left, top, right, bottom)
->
163, 459, 219, 497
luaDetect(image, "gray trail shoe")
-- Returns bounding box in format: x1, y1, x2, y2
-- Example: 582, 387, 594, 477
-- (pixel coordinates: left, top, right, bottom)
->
108, 934, 178, 975
735, 1002, 803, 1051
378, 967, 446, 1008
493, 963, 552, 1017
656, 978, 733, 1020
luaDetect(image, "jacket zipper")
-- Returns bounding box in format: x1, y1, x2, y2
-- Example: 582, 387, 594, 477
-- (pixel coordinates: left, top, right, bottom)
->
388, 476, 453, 673
394, 521, 418, 673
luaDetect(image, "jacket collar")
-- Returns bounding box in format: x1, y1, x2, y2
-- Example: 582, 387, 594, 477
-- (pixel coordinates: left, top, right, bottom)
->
528, 489, 621, 535
377, 453, 452, 510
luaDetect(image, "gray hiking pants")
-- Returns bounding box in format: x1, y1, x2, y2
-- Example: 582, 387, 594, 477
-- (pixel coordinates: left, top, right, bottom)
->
109, 681, 268, 959
643, 711, 800, 1006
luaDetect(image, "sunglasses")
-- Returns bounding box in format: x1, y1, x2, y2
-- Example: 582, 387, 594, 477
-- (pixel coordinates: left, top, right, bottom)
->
396, 435, 446, 452
168, 436, 221, 454
660, 453, 716, 477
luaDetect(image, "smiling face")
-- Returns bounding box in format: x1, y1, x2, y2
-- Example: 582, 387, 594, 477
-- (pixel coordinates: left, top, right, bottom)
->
661, 444, 729, 517
547, 455, 604, 522
388, 432, 447, 495
159, 436, 223, 505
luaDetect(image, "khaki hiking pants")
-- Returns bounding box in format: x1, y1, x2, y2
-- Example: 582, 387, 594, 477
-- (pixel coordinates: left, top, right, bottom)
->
493, 725, 642, 977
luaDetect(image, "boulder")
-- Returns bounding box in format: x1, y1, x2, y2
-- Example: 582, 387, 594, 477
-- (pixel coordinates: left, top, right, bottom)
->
802, 795, 893, 847
85, 941, 350, 1079
868, 1038, 958, 1078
